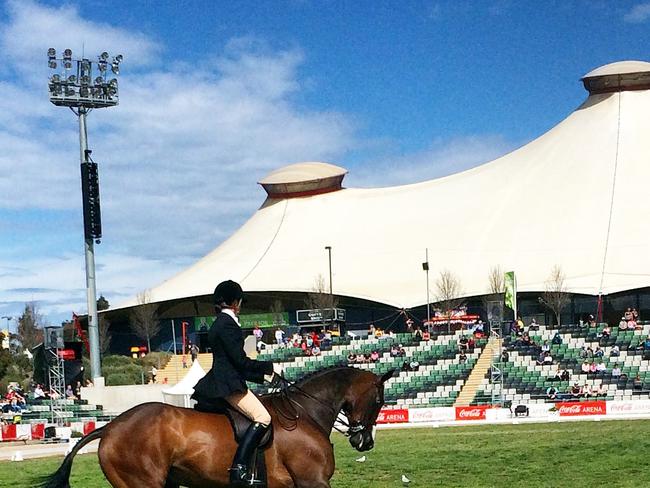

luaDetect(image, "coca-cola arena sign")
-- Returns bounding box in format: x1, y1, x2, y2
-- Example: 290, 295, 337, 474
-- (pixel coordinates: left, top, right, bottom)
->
556, 401, 606, 416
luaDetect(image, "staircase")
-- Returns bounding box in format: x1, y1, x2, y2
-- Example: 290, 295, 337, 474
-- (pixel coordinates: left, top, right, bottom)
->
454, 337, 501, 406
156, 353, 212, 385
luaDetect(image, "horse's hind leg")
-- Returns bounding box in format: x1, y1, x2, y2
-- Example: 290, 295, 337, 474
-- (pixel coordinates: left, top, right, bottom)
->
99, 442, 168, 488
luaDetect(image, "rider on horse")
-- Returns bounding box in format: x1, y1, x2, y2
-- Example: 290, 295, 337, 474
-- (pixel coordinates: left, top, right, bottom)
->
192, 280, 282, 486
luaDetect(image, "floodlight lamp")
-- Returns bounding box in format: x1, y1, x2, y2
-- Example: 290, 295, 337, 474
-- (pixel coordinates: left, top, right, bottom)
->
48, 60, 57, 69
100, 52, 109, 61
81, 75, 90, 85
63, 49, 72, 59
115, 54, 123, 63
65, 86, 75, 97
98, 61, 107, 72
79, 86, 89, 98
48, 48, 56, 58
51, 74, 61, 83
94, 76, 103, 85
67, 75, 77, 84
111, 63, 119, 75
64, 60, 72, 69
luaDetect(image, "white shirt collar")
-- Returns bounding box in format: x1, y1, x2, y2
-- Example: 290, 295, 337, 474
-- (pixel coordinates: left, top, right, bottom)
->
222, 308, 241, 326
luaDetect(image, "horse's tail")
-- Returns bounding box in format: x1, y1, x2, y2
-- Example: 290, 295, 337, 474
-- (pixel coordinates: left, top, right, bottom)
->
37, 426, 106, 488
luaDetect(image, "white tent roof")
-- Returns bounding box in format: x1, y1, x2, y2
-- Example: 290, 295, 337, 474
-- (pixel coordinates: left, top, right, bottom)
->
162, 360, 206, 395
115, 61, 650, 311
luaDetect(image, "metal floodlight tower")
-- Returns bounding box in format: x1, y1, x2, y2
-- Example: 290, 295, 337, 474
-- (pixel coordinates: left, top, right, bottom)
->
47, 48, 123, 382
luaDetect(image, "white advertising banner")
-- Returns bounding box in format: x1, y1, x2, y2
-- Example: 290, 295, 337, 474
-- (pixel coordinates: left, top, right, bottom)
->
607, 400, 650, 416
408, 407, 455, 423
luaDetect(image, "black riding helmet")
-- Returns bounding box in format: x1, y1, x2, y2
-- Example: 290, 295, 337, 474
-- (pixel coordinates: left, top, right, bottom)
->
213, 280, 244, 307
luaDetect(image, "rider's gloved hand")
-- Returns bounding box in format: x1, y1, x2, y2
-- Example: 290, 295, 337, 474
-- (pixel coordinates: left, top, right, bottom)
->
264, 364, 285, 384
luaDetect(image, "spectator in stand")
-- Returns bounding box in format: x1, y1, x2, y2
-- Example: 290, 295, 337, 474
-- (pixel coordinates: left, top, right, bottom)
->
390, 345, 399, 357
599, 325, 611, 340
401, 361, 412, 372
414, 328, 423, 341
632, 308, 640, 321
612, 365, 622, 378
459, 351, 467, 364
552, 331, 562, 345
581, 361, 591, 374
6, 398, 22, 413
409, 359, 420, 371
347, 353, 357, 364
596, 361, 606, 373
84, 379, 94, 388
571, 383, 582, 398
589, 362, 598, 374
74, 381, 82, 398
474, 320, 485, 337
322, 330, 332, 348
610, 345, 620, 357
368, 324, 376, 337
33, 384, 45, 400
458, 336, 469, 352
543, 352, 553, 365
422, 330, 431, 342
546, 386, 558, 400
633, 374, 643, 390
364, 353, 372, 363
501, 350, 509, 363
586, 347, 594, 358
65, 384, 75, 399
6, 386, 25, 408
516, 316, 525, 334
561, 369, 570, 381
619, 316, 628, 330
594, 347, 604, 358
536, 352, 546, 366
522, 334, 532, 346
588, 314, 597, 327
552, 368, 563, 381
190, 343, 199, 363
581, 383, 592, 398
624, 308, 633, 321
274, 328, 285, 346
370, 350, 379, 362
253, 325, 263, 344
398, 344, 406, 357
305, 335, 313, 348
311, 345, 321, 356
467, 336, 476, 350
355, 354, 366, 364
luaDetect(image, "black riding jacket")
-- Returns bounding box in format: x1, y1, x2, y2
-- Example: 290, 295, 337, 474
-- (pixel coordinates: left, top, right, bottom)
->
192, 310, 273, 401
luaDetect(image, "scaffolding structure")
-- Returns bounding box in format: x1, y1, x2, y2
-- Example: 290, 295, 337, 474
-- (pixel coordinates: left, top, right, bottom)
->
490, 320, 505, 406
46, 347, 67, 425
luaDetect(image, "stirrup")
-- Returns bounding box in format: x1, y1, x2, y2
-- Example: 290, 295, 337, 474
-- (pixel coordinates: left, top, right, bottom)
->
229, 464, 264, 486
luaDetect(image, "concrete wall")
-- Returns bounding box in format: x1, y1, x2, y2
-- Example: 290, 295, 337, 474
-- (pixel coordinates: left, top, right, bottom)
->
81, 384, 166, 414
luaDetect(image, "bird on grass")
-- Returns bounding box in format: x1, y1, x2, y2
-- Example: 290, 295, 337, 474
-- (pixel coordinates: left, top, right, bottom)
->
355, 455, 366, 462
401, 474, 411, 484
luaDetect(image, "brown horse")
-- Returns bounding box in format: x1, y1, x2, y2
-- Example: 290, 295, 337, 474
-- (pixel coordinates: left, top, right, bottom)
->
40, 366, 394, 488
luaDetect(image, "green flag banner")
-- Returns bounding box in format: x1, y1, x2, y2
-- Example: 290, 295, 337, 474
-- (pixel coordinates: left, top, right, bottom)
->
504, 271, 517, 311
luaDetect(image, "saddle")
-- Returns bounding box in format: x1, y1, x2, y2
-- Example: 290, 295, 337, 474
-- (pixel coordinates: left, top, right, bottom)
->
194, 398, 273, 448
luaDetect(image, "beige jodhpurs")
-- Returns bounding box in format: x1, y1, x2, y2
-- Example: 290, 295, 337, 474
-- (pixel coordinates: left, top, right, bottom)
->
226, 389, 272, 426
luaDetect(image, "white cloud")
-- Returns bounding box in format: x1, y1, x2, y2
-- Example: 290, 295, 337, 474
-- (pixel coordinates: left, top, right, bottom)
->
0, 1, 356, 325
347, 135, 516, 188
623, 3, 650, 23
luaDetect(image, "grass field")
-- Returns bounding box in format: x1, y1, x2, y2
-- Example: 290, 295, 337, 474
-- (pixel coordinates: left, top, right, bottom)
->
2, 419, 650, 487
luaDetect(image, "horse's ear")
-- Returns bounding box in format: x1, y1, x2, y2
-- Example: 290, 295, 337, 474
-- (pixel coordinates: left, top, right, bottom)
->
379, 369, 395, 384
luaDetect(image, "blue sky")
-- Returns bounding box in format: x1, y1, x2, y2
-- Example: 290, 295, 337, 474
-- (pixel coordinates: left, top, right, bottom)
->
1, 0, 649, 330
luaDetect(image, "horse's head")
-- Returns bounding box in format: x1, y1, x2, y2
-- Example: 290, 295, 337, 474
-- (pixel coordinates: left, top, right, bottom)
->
342, 369, 395, 452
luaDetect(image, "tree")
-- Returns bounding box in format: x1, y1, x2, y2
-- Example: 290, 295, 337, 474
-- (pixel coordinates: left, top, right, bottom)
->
99, 316, 112, 356
97, 295, 110, 312
97, 295, 112, 355
16, 303, 44, 351
482, 265, 505, 320
129, 291, 160, 353
270, 300, 285, 327
305, 275, 338, 326
539, 265, 570, 326
435, 270, 463, 330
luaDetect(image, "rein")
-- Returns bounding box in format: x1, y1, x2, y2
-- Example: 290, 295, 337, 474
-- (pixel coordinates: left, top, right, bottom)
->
268, 376, 363, 437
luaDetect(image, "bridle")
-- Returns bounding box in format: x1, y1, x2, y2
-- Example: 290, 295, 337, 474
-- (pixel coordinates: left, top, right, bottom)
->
269, 375, 381, 439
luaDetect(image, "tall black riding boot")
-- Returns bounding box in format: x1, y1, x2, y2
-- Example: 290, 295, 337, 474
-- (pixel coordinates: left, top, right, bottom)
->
229, 422, 269, 486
